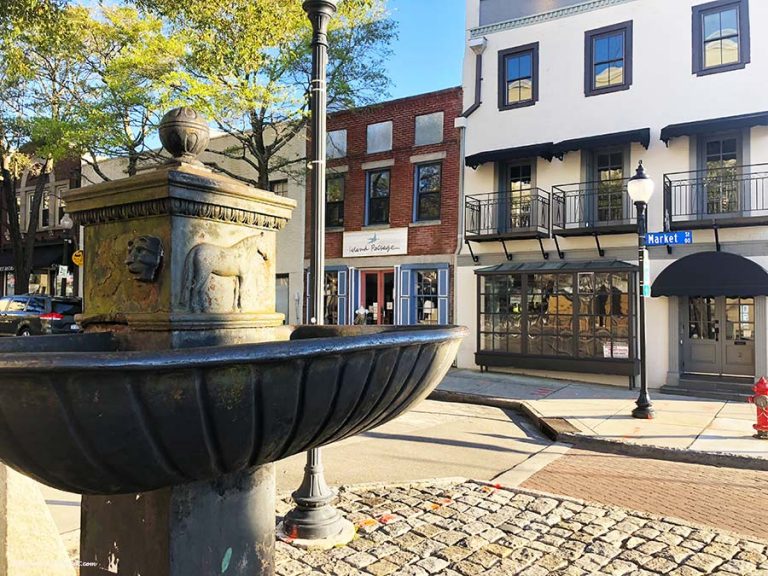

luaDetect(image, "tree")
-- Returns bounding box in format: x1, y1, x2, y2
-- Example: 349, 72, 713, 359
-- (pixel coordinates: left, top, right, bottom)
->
71, 5, 185, 181
142, 0, 396, 189
0, 4, 86, 293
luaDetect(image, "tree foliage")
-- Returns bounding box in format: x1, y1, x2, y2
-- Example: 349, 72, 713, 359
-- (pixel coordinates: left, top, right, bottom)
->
142, 0, 396, 189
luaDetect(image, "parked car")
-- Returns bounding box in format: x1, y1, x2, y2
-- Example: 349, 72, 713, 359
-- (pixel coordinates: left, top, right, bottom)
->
0, 295, 82, 336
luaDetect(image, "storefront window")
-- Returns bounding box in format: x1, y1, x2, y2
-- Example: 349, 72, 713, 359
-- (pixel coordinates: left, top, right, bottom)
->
415, 271, 438, 324
324, 271, 339, 325
4, 273, 14, 296
479, 270, 633, 360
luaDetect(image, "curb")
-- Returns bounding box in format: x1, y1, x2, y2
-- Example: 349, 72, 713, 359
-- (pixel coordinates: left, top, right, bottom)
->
427, 389, 768, 472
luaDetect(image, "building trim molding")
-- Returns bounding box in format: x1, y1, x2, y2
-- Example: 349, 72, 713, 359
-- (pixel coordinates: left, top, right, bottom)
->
470, 0, 639, 38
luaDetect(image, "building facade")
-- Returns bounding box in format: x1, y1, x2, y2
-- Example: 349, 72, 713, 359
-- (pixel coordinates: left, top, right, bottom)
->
457, 0, 766, 396
306, 88, 463, 327
0, 157, 80, 297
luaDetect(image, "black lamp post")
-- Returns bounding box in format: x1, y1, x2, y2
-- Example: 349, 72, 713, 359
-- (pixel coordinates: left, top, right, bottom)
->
627, 161, 655, 419
281, 0, 354, 544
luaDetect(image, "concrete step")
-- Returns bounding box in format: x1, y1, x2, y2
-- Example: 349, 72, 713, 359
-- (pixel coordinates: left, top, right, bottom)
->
659, 385, 752, 403
677, 376, 753, 394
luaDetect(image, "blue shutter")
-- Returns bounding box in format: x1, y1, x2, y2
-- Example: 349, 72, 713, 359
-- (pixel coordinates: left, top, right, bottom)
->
337, 270, 348, 325
399, 268, 411, 325
351, 268, 360, 322
438, 268, 449, 325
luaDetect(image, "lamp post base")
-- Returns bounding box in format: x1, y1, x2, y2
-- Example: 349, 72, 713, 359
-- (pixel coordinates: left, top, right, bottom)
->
632, 404, 655, 419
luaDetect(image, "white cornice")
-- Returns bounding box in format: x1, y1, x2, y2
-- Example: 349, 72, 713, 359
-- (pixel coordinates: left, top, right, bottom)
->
470, 0, 639, 38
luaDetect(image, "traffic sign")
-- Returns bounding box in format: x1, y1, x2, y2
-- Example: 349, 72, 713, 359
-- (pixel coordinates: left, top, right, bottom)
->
72, 249, 84, 267
645, 231, 693, 246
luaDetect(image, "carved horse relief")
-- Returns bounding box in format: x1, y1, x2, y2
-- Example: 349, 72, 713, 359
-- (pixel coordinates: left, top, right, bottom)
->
179, 233, 269, 313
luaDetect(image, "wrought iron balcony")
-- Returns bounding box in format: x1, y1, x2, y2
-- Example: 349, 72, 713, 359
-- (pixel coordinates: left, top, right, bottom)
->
464, 188, 558, 240
552, 178, 635, 235
663, 164, 768, 230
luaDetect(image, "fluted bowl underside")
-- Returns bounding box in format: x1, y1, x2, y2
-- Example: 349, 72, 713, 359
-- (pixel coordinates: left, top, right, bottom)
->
0, 325, 465, 495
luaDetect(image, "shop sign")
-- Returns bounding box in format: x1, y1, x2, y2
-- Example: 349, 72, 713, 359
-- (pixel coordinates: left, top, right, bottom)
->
343, 228, 408, 258
72, 250, 84, 266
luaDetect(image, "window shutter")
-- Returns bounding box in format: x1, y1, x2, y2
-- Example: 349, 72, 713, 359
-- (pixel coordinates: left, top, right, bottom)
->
438, 268, 449, 325
399, 268, 411, 325
337, 269, 348, 325
350, 268, 360, 322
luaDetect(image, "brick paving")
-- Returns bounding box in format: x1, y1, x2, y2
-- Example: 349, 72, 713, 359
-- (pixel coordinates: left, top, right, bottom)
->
275, 480, 768, 575
521, 448, 766, 541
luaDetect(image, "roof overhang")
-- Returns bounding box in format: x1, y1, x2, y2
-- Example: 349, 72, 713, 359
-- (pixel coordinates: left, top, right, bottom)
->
475, 259, 636, 275
651, 251, 768, 297
465, 142, 555, 169
552, 128, 651, 159
660, 111, 768, 145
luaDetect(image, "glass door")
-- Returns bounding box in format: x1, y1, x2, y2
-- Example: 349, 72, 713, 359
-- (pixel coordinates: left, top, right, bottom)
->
594, 149, 625, 224
702, 135, 739, 215
505, 163, 533, 231
361, 270, 395, 325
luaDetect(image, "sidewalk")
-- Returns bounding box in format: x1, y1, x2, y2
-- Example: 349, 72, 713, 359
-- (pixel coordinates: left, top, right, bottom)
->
433, 369, 767, 465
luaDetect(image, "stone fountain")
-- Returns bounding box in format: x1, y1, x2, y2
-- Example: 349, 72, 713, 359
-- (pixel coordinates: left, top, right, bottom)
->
0, 109, 466, 575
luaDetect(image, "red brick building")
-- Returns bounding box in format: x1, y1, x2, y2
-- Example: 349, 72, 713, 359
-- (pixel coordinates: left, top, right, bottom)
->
305, 87, 463, 325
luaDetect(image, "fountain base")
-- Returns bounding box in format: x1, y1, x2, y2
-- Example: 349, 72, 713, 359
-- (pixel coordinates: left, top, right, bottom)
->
80, 465, 275, 576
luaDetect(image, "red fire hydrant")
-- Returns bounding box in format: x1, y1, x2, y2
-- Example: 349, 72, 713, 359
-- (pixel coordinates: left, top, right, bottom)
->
748, 377, 768, 439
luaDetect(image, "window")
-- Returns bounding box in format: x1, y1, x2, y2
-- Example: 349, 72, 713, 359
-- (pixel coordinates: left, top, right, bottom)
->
584, 21, 632, 96
366, 169, 390, 225
26, 190, 51, 229
692, 0, 750, 75
498, 43, 538, 110
414, 112, 444, 146
414, 163, 441, 221
415, 271, 439, 325
367, 121, 392, 154
326, 174, 345, 227
269, 179, 288, 196
594, 148, 626, 223
478, 270, 633, 360
327, 129, 347, 159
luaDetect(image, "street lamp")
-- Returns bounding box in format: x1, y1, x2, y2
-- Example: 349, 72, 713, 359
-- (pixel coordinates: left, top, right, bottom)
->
281, 0, 354, 546
627, 160, 655, 419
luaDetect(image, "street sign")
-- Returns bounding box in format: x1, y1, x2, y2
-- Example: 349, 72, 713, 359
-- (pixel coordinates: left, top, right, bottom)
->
72, 249, 84, 267
645, 231, 693, 246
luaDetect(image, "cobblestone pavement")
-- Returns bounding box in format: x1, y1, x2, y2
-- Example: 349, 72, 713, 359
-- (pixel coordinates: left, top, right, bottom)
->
521, 448, 766, 541
275, 480, 768, 576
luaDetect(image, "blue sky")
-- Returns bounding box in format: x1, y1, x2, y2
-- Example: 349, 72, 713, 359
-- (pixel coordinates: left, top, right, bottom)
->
382, 0, 466, 100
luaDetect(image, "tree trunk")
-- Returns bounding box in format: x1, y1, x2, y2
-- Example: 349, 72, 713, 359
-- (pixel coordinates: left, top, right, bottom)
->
127, 151, 138, 178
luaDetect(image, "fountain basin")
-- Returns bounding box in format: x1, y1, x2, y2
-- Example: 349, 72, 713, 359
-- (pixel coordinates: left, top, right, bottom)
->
0, 325, 465, 494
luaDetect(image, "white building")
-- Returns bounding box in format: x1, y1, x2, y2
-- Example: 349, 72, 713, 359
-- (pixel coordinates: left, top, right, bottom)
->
456, 0, 765, 398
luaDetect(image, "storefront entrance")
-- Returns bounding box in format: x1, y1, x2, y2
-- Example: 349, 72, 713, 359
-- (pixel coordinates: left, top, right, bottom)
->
684, 296, 754, 377
361, 270, 394, 325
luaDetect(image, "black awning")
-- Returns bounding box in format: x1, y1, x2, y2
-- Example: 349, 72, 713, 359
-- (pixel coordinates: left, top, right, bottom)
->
552, 128, 651, 159
465, 142, 554, 168
0, 244, 65, 272
660, 111, 768, 145
475, 259, 636, 275
652, 251, 768, 297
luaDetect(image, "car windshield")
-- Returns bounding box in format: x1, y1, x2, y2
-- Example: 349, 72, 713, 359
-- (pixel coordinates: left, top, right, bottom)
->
52, 301, 82, 315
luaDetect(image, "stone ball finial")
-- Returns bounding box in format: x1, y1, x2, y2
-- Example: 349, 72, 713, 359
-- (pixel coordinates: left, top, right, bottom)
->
159, 107, 210, 164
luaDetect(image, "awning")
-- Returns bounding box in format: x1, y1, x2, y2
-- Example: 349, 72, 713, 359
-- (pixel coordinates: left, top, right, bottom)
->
651, 252, 768, 297
465, 142, 555, 168
475, 259, 636, 275
660, 111, 768, 145
0, 245, 65, 272
552, 128, 651, 159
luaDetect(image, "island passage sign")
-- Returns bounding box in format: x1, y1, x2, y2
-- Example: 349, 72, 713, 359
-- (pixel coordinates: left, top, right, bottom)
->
343, 228, 408, 257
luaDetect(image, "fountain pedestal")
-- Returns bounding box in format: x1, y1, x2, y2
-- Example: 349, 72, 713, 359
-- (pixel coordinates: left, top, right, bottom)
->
80, 466, 275, 576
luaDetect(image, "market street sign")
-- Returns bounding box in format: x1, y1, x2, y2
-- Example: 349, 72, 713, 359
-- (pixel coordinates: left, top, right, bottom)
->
645, 231, 693, 246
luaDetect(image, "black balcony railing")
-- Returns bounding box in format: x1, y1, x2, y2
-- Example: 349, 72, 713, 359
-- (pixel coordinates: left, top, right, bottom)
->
663, 164, 768, 229
465, 188, 556, 239
552, 178, 634, 234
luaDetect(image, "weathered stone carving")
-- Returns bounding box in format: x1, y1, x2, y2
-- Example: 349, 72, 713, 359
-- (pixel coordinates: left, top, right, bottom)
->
159, 107, 210, 164
72, 198, 289, 230
180, 233, 269, 313
125, 236, 164, 282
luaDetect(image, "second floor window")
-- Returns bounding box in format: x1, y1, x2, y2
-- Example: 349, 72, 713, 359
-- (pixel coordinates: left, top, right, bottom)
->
367, 121, 393, 154
269, 179, 288, 196
585, 22, 633, 96
415, 163, 441, 221
693, 0, 750, 75
326, 174, 345, 227
366, 169, 390, 225
498, 43, 538, 110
